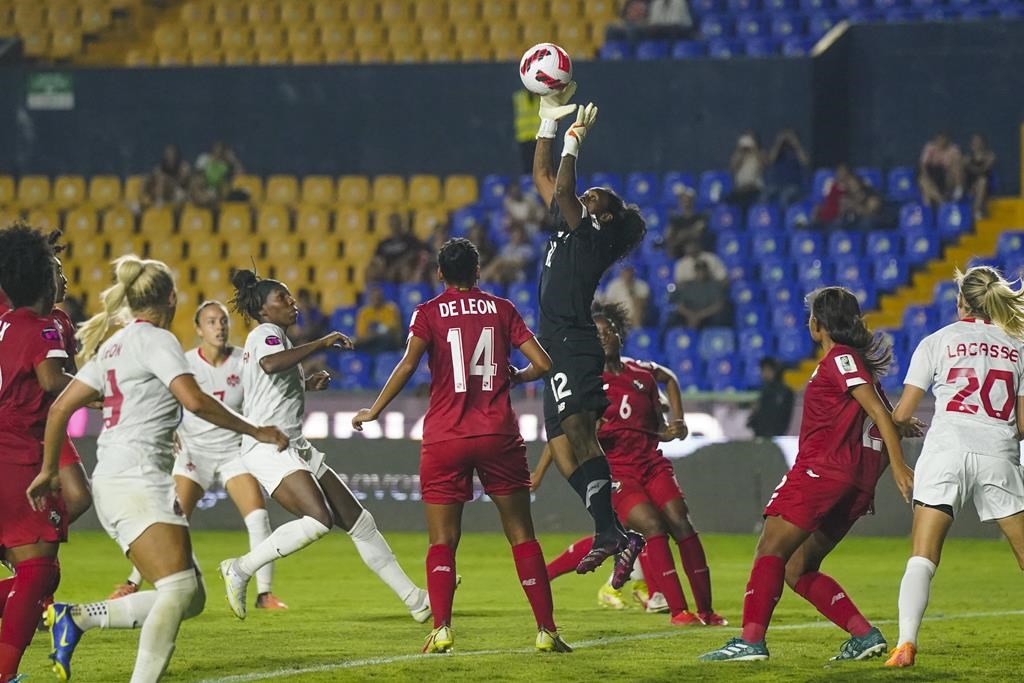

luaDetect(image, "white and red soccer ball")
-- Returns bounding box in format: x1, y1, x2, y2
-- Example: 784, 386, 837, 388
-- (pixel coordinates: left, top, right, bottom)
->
519, 43, 573, 96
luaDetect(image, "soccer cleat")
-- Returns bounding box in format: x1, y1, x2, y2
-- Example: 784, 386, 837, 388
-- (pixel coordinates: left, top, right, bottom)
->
645, 592, 670, 614
698, 637, 770, 662
609, 532, 646, 590
218, 559, 250, 620
9, 674, 29, 682
597, 583, 627, 610
423, 625, 454, 654
46, 602, 83, 681
107, 581, 138, 600
575, 532, 627, 575
884, 642, 916, 667
630, 579, 649, 607
536, 628, 573, 653
831, 626, 887, 661
254, 592, 288, 610
698, 611, 729, 626
670, 610, 703, 626
409, 589, 432, 624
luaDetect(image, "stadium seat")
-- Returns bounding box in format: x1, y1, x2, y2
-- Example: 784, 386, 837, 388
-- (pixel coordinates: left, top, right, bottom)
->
297, 175, 333, 206
371, 351, 404, 385
667, 355, 702, 391
899, 201, 934, 229
997, 230, 1024, 259
933, 280, 960, 323
295, 205, 330, 236
739, 328, 774, 360
154, 24, 186, 52
698, 171, 732, 207
886, 166, 917, 201
706, 358, 743, 392
661, 172, 696, 204
81, 0, 112, 33
671, 41, 706, 59
736, 14, 768, 37
790, 230, 823, 257
730, 280, 762, 307
306, 236, 341, 262
747, 203, 781, 231
700, 14, 734, 38
902, 304, 936, 345
220, 203, 254, 240
187, 25, 217, 52
710, 204, 742, 231
372, 175, 406, 206
408, 175, 442, 207
178, 205, 213, 239
866, 231, 900, 258
937, 202, 972, 241
697, 327, 736, 361
776, 328, 812, 363
873, 256, 908, 291
811, 168, 835, 202
784, 200, 814, 230
771, 13, 805, 38
808, 12, 838, 38
480, 174, 509, 208
766, 283, 803, 308
53, 175, 86, 210
336, 175, 370, 207
834, 255, 869, 286
64, 206, 98, 242
590, 172, 624, 196
796, 257, 831, 290
708, 38, 744, 58
752, 230, 786, 258
664, 327, 699, 360
903, 228, 940, 265
0, 176, 14, 205
51, 29, 84, 59
450, 205, 484, 235
693, 0, 725, 12
717, 230, 749, 267
624, 172, 657, 205
265, 175, 299, 205
781, 37, 815, 57
735, 302, 768, 329
17, 175, 51, 209
266, 235, 304, 262
624, 327, 659, 360
827, 230, 862, 257
759, 258, 793, 287
745, 37, 778, 57
331, 352, 373, 390
443, 175, 478, 208
636, 40, 670, 60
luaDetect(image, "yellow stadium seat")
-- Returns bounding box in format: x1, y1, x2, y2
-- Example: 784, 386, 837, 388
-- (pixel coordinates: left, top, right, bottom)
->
87, 176, 122, 208
246, 0, 278, 23
273, 262, 309, 287
266, 236, 303, 262
219, 203, 253, 240
223, 48, 255, 65
123, 175, 145, 206
387, 22, 418, 48
50, 29, 83, 59
178, 204, 213, 238
356, 45, 390, 64
257, 47, 290, 65
300, 176, 334, 206
17, 175, 50, 209
187, 25, 218, 51
63, 207, 98, 255
334, 207, 369, 233
225, 239, 261, 264
481, 0, 514, 21
80, 0, 111, 32
413, 1, 446, 21
125, 47, 155, 66
295, 205, 330, 235
256, 204, 290, 234
408, 175, 442, 206
26, 207, 58, 232
551, 0, 579, 20
312, 0, 343, 23
148, 236, 184, 264
514, 0, 548, 21
420, 22, 450, 48
291, 46, 323, 64
231, 175, 262, 203
21, 29, 49, 58
346, 0, 378, 24
214, 3, 245, 24
194, 263, 232, 290
305, 237, 341, 262
323, 45, 356, 63
353, 23, 385, 48
313, 262, 346, 295
522, 22, 554, 47
180, 1, 213, 24
265, 175, 299, 205
391, 45, 425, 63
444, 175, 478, 208
424, 45, 458, 63
371, 175, 406, 206
280, 0, 312, 24
0, 207, 21, 231
287, 24, 317, 50
584, 0, 619, 19
47, 3, 78, 30
337, 176, 370, 206
0, 176, 14, 205
320, 286, 357, 311
13, 3, 45, 30
157, 49, 190, 67
53, 176, 86, 209
556, 23, 591, 50
488, 20, 520, 50
320, 23, 350, 48
136, 206, 170, 238
253, 25, 284, 50
189, 236, 223, 263
459, 44, 493, 62
190, 48, 223, 66
454, 22, 487, 46
219, 25, 250, 50
80, 259, 114, 290
342, 237, 374, 263
413, 207, 448, 240
379, 0, 410, 22
0, 4, 12, 29
449, 0, 480, 23
154, 24, 186, 51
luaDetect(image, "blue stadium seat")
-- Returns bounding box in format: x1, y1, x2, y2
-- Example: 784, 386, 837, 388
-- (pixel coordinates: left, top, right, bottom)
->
706, 358, 743, 392
665, 327, 699, 360
880, 344, 905, 394
371, 352, 403, 387
884, 8, 920, 21
828, 230, 862, 257
790, 230, 824, 257
699, 171, 732, 207
855, 167, 883, 190
480, 175, 508, 208
635, 40, 671, 60
781, 37, 816, 57
478, 280, 506, 299
330, 306, 358, 337
574, 173, 592, 196
836, 0, 865, 9
760, 258, 793, 287
997, 231, 1024, 259
812, 168, 835, 202
874, 256, 908, 291
739, 328, 775, 360
911, 0, 938, 7
937, 202, 972, 241
847, 281, 877, 309
736, 13, 769, 37
808, 12, 839, 38
771, 305, 805, 331
834, 255, 869, 286
410, 355, 432, 388
745, 37, 778, 57
692, 0, 725, 12
730, 280, 763, 306
771, 13, 804, 37
661, 171, 697, 204
668, 355, 702, 391
873, 0, 900, 10
866, 231, 900, 258
785, 200, 814, 229
736, 302, 769, 329
800, 0, 834, 10
886, 166, 918, 201
590, 172, 623, 195
742, 357, 766, 389
624, 327, 658, 359
796, 257, 831, 290
708, 38, 745, 58
671, 41, 708, 59
999, 6, 1024, 19
902, 305, 936, 345
700, 14, 734, 37
518, 174, 535, 194
903, 228, 940, 265
766, 283, 803, 307
364, 283, 398, 305
777, 329, 812, 363
1003, 253, 1024, 280
710, 203, 742, 231
506, 282, 536, 311
640, 206, 667, 236
752, 230, 786, 258
899, 201, 934, 229
847, 9, 883, 22
698, 327, 736, 360
717, 230, 750, 266
331, 352, 372, 390
933, 280, 959, 324
450, 205, 485, 236
399, 283, 434, 318
625, 172, 658, 205
729, 0, 762, 11
960, 7, 998, 19
923, 7, 959, 19
765, 0, 797, 7
599, 41, 632, 60
747, 203, 781, 231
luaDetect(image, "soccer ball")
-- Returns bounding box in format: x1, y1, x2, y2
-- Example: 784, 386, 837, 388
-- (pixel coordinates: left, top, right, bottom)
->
519, 43, 573, 96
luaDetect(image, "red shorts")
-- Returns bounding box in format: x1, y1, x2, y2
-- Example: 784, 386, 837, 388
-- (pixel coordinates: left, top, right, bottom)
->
764, 466, 875, 540
0, 464, 69, 550
59, 435, 81, 468
611, 457, 684, 522
419, 434, 530, 505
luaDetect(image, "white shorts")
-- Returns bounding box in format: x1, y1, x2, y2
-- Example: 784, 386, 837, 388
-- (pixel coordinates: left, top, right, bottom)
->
914, 443, 1024, 522
241, 439, 327, 495
93, 473, 189, 554
172, 440, 249, 492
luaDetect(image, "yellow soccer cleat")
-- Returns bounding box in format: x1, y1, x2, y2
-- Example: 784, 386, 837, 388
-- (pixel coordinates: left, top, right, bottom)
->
884, 642, 916, 667
597, 583, 627, 610
630, 579, 649, 607
423, 625, 454, 654
536, 628, 573, 653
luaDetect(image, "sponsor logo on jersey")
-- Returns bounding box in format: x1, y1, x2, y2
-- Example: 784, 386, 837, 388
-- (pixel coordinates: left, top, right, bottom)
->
805, 468, 820, 478
632, 379, 646, 391
41, 327, 61, 341
227, 374, 240, 387
265, 335, 282, 346
835, 354, 857, 374
49, 509, 62, 528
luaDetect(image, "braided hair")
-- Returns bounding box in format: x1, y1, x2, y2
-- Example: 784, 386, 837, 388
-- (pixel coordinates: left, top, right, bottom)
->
229, 269, 286, 323
592, 301, 631, 342
598, 188, 647, 261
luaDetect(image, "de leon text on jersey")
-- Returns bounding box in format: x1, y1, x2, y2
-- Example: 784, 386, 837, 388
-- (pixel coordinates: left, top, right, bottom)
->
945, 341, 1020, 362
438, 298, 499, 318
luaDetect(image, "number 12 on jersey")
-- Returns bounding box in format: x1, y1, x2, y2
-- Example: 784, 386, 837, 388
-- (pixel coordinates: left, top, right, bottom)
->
447, 327, 497, 393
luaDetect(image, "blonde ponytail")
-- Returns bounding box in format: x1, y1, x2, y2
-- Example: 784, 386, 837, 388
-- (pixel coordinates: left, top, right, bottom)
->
76, 255, 176, 362
955, 266, 1024, 340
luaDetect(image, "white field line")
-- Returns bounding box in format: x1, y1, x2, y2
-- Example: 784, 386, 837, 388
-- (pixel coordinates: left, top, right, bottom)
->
198, 609, 1024, 683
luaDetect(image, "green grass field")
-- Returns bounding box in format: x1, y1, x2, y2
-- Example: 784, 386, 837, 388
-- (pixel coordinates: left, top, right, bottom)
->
17, 530, 1024, 682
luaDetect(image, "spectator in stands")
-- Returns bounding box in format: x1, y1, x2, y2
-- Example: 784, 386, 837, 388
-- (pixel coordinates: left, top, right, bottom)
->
666, 187, 710, 257
664, 259, 732, 331
606, 0, 650, 42
481, 223, 537, 286
812, 163, 851, 229
602, 263, 650, 329
467, 222, 495, 269
762, 128, 809, 207
503, 184, 545, 236
355, 284, 403, 352
418, 221, 451, 284
726, 130, 765, 212
366, 213, 428, 283
918, 131, 963, 208
747, 357, 794, 437
291, 288, 328, 372
141, 144, 190, 209
190, 141, 244, 208
963, 133, 996, 221
674, 239, 727, 284
646, 0, 695, 40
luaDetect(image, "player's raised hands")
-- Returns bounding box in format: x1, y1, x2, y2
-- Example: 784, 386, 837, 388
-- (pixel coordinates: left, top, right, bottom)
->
892, 463, 914, 503
563, 103, 598, 158
305, 370, 331, 392
319, 331, 353, 351
254, 425, 290, 451
538, 80, 578, 122
352, 408, 377, 432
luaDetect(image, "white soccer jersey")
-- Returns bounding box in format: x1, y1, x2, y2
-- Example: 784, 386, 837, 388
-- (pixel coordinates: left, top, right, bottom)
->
240, 322, 305, 454
177, 346, 244, 455
905, 318, 1024, 460
76, 321, 193, 478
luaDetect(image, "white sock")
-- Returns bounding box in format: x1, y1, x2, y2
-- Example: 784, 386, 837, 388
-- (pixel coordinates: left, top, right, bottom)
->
127, 566, 143, 586
244, 509, 275, 594
130, 569, 197, 683
72, 576, 204, 632
236, 516, 329, 578
348, 509, 421, 609
897, 556, 937, 647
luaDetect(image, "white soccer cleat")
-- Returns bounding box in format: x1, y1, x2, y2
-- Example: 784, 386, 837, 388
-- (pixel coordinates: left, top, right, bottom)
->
409, 589, 432, 624
645, 592, 670, 614
219, 559, 250, 620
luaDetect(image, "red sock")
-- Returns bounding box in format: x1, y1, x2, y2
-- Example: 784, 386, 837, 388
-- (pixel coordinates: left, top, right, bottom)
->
512, 540, 557, 631
740, 555, 785, 643
643, 535, 689, 615
677, 533, 713, 614
545, 536, 593, 580
425, 544, 456, 629
0, 557, 60, 676
638, 546, 661, 596
0, 577, 14, 617
793, 571, 871, 637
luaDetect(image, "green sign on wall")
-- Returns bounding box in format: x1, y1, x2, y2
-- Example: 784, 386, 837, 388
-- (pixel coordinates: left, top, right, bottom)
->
27, 72, 74, 110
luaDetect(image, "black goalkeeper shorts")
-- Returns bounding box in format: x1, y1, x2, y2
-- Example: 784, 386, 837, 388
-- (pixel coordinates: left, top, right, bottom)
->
540, 334, 610, 439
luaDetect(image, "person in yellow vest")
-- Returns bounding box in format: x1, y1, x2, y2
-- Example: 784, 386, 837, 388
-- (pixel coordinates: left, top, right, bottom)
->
514, 90, 541, 174
356, 285, 403, 352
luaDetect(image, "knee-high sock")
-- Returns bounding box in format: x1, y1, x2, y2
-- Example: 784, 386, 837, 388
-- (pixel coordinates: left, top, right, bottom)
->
348, 510, 422, 609
677, 534, 712, 614
546, 536, 593, 580
644, 535, 688, 615
0, 557, 60, 677
637, 546, 661, 597
512, 540, 557, 631
71, 575, 205, 632
793, 571, 871, 637
244, 510, 274, 594
127, 566, 143, 586
897, 556, 937, 647
235, 516, 329, 578
575, 457, 623, 536
740, 555, 785, 643
426, 544, 456, 629
0, 576, 14, 617
130, 569, 197, 683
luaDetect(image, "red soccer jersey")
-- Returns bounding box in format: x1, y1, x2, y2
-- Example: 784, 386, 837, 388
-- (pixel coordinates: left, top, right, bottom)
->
598, 360, 664, 471
796, 343, 887, 491
410, 287, 534, 445
49, 306, 77, 366
0, 308, 69, 464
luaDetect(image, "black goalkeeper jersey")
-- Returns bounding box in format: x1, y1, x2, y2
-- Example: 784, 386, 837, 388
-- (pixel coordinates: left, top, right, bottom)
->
538, 202, 619, 340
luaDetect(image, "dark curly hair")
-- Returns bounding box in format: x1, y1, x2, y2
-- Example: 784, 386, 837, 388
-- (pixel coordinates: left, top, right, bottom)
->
0, 222, 56, 308
592, 301, 631, 340
598, 188, 647, 261
438, 238, 480, 288
806, 286, 892, 378
229, 268, 287, 323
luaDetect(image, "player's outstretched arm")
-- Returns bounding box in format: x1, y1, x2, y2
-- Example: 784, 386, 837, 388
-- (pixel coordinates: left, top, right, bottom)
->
530, 443, 554, 491
30, 378, 102, 508
259, 331, 352, 375
170, 374, 288, 451
34, 356, 75, 395
554, 103, 598, 230
511, 337, 552, 384
533, 81, 578, 206
353, 336, 428, 431
647, 362, 687, 429
852, 383, 913, 503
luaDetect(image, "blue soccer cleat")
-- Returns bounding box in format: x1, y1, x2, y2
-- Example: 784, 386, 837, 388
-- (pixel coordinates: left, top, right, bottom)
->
698, 637, 770, 662
45, 602, 84, 681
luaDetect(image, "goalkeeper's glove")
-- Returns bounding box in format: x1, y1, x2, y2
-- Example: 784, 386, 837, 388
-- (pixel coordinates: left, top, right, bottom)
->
562, 102, 598, 158
536, 81, 578, 140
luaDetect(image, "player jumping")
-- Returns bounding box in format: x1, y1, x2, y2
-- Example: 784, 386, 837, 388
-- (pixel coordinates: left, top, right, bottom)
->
353, 238, 571, 654
532, 82, 648, 579
700, 286, 915, 663
887, 266, 1024, 667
